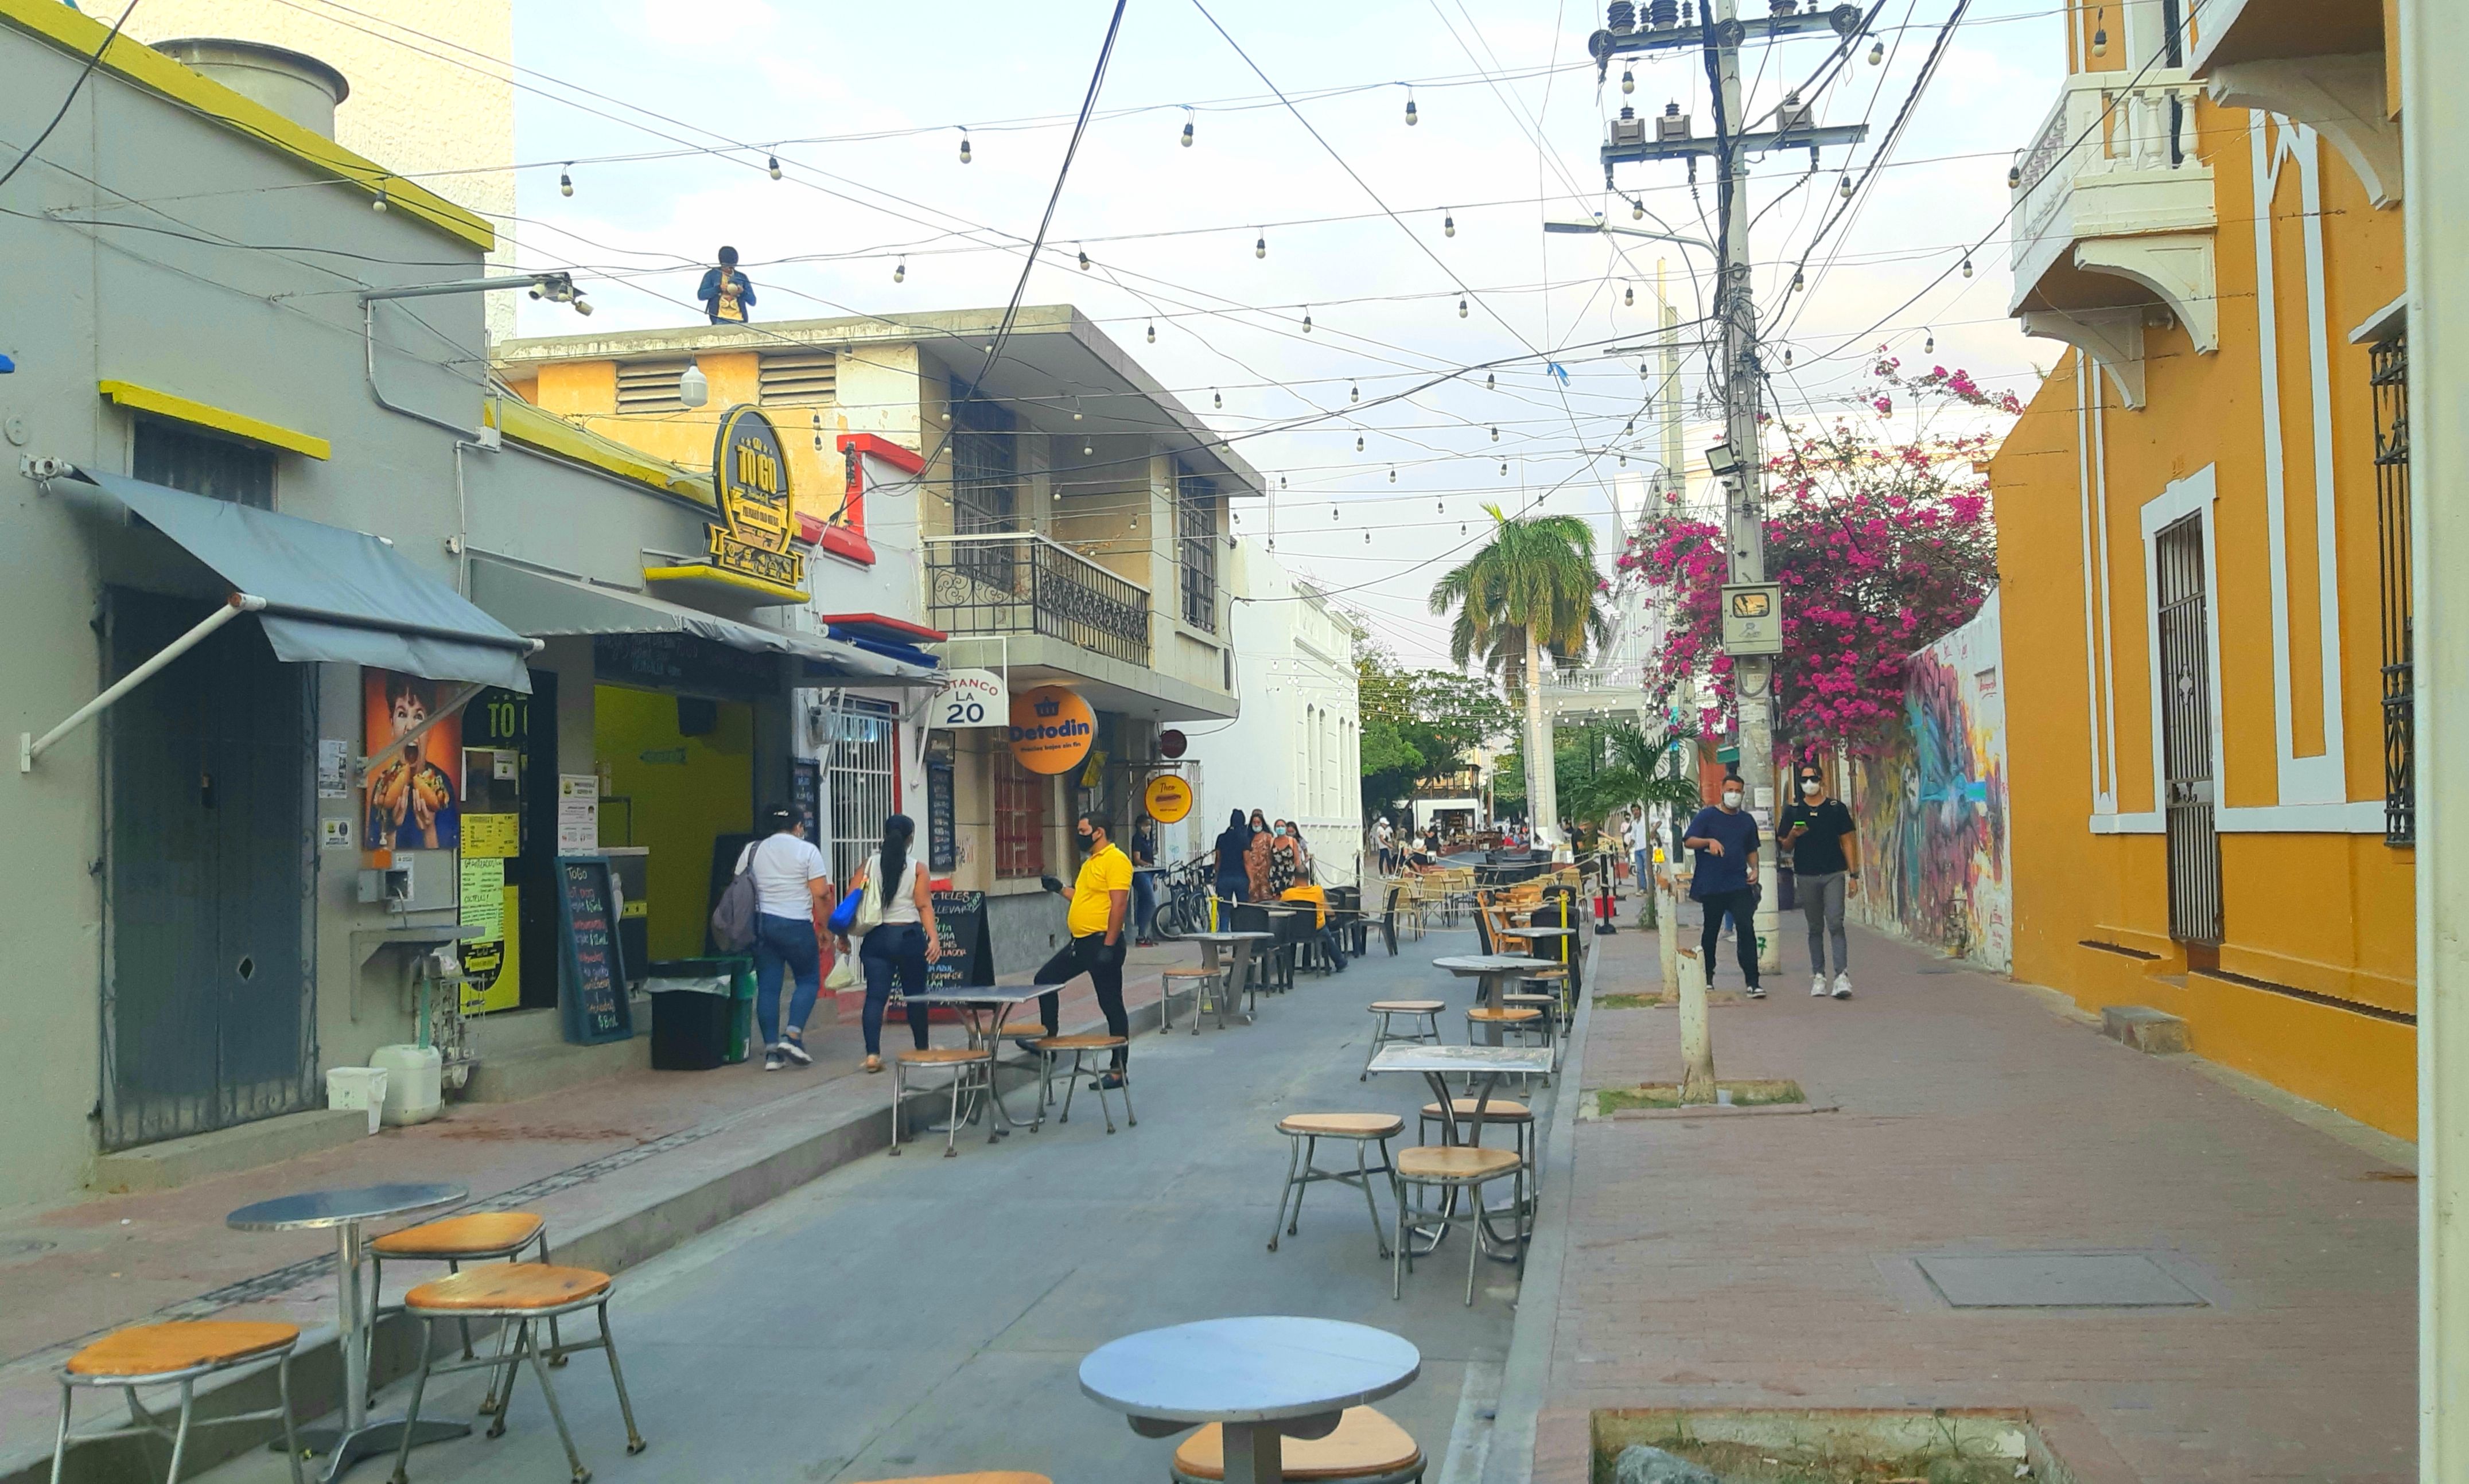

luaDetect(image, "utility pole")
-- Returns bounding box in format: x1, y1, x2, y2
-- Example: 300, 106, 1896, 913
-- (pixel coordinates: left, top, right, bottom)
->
1593, 0, 1868, 976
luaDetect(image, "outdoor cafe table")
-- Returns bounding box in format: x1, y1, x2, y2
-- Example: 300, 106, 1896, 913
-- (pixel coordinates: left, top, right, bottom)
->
1184, 930, 1276, 1025
1430, 953, 1554, 1012
1081, 1316, 1421, 1484
226, 1182, 469, 1483
1365, 1044, 1553, 1258
907, 982, 1067, 1139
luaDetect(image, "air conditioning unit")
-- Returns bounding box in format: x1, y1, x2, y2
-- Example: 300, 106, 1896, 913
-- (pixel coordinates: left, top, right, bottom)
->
1609, 106, 1646, 147
1656, 103, 1692, 141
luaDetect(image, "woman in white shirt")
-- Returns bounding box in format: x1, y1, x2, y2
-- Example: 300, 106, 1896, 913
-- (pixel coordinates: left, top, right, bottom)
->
847, 813, 943, 1073
740, 805, 831, 1072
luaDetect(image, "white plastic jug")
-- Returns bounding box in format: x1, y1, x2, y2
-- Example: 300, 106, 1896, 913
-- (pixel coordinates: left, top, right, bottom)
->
370, 1044, 443, 1127
325, 1066, 390, 1135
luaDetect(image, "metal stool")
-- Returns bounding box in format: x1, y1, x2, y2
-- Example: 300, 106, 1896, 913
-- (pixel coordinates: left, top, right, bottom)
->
391, 1264, 641, 1484
1172, 1405, 1424, 1484
1502, 992, 1560, 1054
371, 1212, 559, 1411
1390, 1146, 1530, 1304
1032, 1034, 1136, 1134
891, 1046, 994, 1157
1160, 967, 1224, 1034
997, 1025, 1053, 1099
1360, 1000, 1444, 1080
1467, 1006, 1550, 1086
1417, 1098, 1535, 1171
1269, 1113, 1404, 1256
50, 1322, 306, 1484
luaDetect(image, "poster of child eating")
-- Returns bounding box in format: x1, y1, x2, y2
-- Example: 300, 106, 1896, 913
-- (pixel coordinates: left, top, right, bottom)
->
365, 670, 462, 851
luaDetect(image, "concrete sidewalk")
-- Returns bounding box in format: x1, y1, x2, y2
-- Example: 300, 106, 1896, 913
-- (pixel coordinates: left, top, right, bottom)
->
1516, 915, 2414, 1483
0, 948, 1195, 1482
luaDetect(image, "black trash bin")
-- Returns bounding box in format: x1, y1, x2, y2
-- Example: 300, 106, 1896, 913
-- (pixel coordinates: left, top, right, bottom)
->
646, 959, 745, 1070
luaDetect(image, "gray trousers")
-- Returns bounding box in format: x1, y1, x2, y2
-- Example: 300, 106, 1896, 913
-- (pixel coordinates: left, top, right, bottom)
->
1798, 870, 1849, 976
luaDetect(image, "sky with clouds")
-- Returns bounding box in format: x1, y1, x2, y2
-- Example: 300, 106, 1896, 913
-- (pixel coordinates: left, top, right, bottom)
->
505, 0, 2065, 664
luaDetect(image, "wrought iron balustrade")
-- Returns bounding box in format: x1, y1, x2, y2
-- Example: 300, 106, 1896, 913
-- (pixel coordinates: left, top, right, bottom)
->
925, 531, 1153, 668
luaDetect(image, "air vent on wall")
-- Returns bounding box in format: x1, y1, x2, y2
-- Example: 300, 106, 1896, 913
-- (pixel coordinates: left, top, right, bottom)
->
760, 350, 837, 404
615, 359, 691, 412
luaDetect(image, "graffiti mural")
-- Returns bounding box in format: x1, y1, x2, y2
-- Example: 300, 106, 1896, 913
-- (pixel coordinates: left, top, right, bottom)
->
1848, 591, 2011, 969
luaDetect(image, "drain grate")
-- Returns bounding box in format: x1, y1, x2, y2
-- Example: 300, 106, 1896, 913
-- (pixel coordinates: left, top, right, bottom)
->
1915, 1251, 2206, 1308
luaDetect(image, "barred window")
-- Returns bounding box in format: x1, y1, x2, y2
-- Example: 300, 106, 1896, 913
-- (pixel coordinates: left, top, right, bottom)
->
2372, 329, 2412, 845
1177, 464, 1219, 634
950, 379, 1017, 535
994, 746, 1046, 879
135, 420, 274, 508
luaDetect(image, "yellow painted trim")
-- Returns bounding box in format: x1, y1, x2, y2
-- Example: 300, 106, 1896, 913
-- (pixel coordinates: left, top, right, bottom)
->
0, 0, 493, 253
98, 380, 330, 459
641, 564, 810, 603
488, 399, 711, 505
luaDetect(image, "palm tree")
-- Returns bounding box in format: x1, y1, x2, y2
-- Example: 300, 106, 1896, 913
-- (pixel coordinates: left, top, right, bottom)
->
1428, 504, 1610, 847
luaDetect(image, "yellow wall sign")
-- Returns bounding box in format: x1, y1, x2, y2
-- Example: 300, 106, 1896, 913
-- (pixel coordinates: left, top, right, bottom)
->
1008, 685, 1096, 775
463, 812, 520, 859
708, 405, 804, 589
1144, 773, 1193, 824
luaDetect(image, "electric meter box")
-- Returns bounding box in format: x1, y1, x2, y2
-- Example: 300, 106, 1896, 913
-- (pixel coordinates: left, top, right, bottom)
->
1720, 582, 1784, 657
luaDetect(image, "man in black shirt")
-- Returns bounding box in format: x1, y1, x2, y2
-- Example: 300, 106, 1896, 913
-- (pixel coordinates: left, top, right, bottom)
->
1780, 760, 1860, 999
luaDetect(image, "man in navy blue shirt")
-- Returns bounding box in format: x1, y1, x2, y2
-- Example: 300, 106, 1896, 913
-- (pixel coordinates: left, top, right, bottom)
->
697, 245, 755, 325
1682, 776, 1764, 996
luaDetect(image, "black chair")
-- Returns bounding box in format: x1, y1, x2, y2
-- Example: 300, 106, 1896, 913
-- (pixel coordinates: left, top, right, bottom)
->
1333, 886, 1368, 958
1377, 883, 1405, 957
1231, 905, 1294, 993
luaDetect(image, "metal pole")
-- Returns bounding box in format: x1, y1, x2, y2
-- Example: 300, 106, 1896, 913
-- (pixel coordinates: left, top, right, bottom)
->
19, 594, 265, 772
1711, 0, 1783, 975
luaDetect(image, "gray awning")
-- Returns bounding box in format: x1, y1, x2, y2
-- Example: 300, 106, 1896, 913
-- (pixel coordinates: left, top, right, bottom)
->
469, 559, 940, 684
74, 470, 536, 692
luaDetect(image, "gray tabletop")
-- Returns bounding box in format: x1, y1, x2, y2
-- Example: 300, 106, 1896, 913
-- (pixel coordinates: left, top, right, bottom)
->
1432, 955, 1550, 973
1517, 925, 1577, 938
227, 1183, 467, 1232
1366, 1045, 1556, 1076
1187, 931, 1276, 942
1080, 1316, 1420, 1424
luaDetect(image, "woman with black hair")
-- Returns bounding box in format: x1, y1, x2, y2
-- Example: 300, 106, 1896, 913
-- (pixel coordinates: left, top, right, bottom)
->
737, 805, 830, 1072
1211, 809, 1252, 905
848, 813, 942, 1073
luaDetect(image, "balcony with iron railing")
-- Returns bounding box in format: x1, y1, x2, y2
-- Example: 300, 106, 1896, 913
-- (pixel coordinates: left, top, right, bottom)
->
924, 531, 1153, 668
2008, 68, 2217, 404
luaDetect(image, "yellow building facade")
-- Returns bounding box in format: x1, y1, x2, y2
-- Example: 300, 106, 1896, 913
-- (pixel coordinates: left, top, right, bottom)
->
1992, 0, 2413, 1134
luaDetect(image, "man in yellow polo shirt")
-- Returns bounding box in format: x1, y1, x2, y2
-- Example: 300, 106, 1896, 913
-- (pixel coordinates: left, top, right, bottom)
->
1036, 810, 1134, 1084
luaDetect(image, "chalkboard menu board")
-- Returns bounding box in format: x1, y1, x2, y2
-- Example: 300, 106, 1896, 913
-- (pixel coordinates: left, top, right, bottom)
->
556, 855, 634, 1045
925, 889, 992, 994
926, 755, 955, 874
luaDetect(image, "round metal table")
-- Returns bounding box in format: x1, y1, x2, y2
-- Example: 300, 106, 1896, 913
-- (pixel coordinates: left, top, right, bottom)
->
1185, 930, 1276, 1025
228, 1183, 469, 1482
1081, 1316, 1421, 1484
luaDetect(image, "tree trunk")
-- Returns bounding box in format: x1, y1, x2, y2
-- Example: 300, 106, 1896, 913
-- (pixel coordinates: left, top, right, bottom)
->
1523, 628, 1560, 847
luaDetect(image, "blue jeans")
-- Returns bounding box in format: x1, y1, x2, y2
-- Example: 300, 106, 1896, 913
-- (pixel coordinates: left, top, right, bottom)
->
858, 922, 932, 1056
753, 912, 821, 1047
1132, 870, 1157, 940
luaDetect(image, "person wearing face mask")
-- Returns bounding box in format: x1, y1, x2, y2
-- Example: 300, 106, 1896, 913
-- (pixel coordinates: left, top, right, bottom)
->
1681, 774, 1764, 996
1245, 812, 1274, 899
1034, 811, 1134, 1085
1780, 762, 1859, 999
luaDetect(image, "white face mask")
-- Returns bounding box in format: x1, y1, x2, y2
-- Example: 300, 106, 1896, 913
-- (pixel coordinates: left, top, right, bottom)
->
1721, 790, 1744, 808
1801, 780, 1821, 796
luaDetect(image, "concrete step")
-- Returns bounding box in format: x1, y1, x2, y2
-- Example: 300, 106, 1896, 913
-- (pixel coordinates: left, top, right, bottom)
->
2101, 1003, 2191, 1055
88, 1109, 374, 1196
457, 1033, 652, 1103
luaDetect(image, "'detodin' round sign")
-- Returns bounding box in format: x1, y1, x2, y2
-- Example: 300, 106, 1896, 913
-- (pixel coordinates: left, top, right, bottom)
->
1143, 773, 1193, 824
1007, 685, 1096, 774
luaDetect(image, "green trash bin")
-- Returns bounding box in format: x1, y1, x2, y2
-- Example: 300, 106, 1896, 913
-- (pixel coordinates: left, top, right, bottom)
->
722, 956, 756, 1064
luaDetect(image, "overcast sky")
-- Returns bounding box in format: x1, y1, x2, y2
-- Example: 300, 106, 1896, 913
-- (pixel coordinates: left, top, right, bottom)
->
507, 0, 2064, 665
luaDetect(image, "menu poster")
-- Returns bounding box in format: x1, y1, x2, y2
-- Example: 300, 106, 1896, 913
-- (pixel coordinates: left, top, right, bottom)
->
463, 812, 520, 859
557, 774, 600, 853
926, 755, 956, 873
924, 889, 991, 995
555, 855, 632, 1044
458, 853, 516, 1014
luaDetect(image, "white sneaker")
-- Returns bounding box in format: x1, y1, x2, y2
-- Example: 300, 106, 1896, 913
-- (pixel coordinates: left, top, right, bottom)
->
1832, 973, 1853, 1000
1744, 984, 1766, 999
1810, 975, 1829, 998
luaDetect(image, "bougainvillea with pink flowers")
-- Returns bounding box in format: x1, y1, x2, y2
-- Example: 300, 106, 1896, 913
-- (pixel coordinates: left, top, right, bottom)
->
1616, 353, 2011, 745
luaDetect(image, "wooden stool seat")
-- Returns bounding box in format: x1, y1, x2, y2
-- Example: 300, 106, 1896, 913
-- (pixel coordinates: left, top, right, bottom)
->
850, 1475, 1053, 1484
1175, 1406, 1420, 1481
1368, 999, 1445, 1013
1466, 1006, 1542, 1023
65, 1321, 298, 1377
1420, 1099, 1533, 1122
899, 1046, 993, 1065
1395, 1145, 1522, 1181
1037, 1033, 1126, 1051
371, 1211, 543, 1257
403, 1263, 610, 1313
1279, 1112, 1407, 1138
1162, 967, 1220, 979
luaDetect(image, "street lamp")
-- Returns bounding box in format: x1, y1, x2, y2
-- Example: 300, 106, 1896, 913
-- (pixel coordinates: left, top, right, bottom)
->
1704, 440, 1743, 478
1542, 217, 1717, 258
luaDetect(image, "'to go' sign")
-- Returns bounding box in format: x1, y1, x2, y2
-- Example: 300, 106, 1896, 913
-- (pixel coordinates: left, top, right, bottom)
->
1007, 685, 1097, 774
934, 668, 1007, 728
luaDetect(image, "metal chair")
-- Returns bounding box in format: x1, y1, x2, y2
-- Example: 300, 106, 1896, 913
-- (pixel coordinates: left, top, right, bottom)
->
390, 1264, 641, 1484
890, 1045, 994, 1157
1032, 1034, 1136, 1134
1268, 1113, 1403, 1257
50, 1322, 306, 1484
1465, 1006, 1550, 1086
370, 1212, 560, 1411
1172, 1406, 1424, 1484
1417, 1098, 1536, 1185
1161, 966, 1227, 1033
1361, 1000, 1445, 1080
1390, 1146, 1530, 1304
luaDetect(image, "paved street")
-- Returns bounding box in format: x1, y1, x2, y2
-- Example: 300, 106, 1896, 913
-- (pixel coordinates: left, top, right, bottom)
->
1526, 910, 2416, 1484
186, 928, 1521, 1484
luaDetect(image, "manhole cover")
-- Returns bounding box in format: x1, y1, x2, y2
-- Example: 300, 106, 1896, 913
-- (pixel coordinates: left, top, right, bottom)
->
1915, 1252, 2206, 1308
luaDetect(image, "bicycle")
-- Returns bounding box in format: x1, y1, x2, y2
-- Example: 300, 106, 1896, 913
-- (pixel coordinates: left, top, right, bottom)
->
1150, 858, 1221, 940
